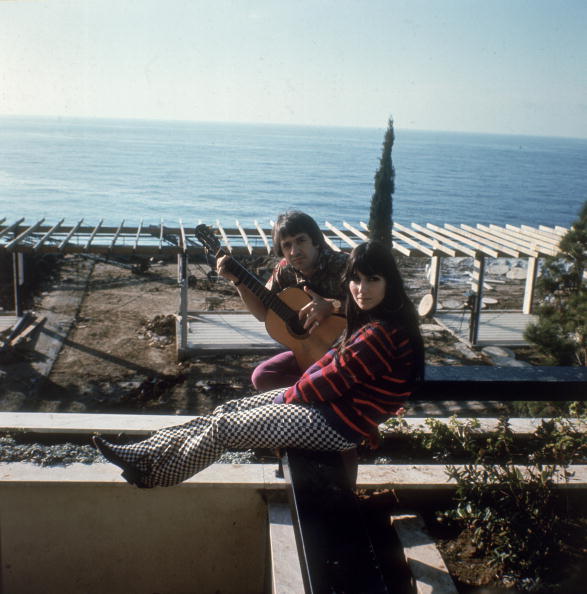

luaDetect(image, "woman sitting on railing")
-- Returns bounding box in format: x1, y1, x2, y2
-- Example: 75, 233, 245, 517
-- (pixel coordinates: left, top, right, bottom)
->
92, 241, 425, 488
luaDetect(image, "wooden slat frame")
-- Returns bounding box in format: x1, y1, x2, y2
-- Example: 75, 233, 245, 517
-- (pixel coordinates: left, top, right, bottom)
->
0, 219, 567, 262
4, 218, 46, 250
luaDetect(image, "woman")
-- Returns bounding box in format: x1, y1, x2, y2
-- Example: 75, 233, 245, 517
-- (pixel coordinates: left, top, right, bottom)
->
93, 241, 425, 488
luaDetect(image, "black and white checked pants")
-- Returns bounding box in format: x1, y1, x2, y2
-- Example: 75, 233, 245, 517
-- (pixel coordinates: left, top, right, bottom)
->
111, 390, 356, 488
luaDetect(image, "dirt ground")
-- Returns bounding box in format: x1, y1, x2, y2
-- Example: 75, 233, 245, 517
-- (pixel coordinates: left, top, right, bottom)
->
0, 251, 534, 414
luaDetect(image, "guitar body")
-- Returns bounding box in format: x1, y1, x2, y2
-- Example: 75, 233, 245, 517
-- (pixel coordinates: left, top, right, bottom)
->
265, 287, 346, 373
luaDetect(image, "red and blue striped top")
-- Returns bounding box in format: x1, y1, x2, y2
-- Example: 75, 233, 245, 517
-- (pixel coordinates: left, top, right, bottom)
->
283, 321, 420, 443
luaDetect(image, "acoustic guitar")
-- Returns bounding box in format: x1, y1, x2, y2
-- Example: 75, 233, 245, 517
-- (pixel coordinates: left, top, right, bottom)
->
195, 224, 346, 373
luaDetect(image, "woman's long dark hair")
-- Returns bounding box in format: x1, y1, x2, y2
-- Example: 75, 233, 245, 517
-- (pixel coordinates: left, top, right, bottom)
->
339, 241, 425, 379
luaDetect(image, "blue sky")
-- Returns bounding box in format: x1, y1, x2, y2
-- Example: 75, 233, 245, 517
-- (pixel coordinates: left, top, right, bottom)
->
1, 0, 586, 138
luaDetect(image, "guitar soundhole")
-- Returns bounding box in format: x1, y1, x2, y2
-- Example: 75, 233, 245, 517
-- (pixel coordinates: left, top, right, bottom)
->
287, 315, 308, 338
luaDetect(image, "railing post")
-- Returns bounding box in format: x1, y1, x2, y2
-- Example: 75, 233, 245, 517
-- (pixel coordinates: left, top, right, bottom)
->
12, 251, 24, 317
523, 256, 538, 314
469, 253, 486, 345
177, 253, 188, 358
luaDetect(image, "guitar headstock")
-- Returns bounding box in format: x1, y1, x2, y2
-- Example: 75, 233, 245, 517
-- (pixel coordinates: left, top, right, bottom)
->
195, 224, 222, 255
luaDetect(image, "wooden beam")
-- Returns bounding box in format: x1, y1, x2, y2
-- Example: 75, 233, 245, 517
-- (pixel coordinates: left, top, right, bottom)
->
428, 255, 441, 303
216, 220, 232, 253
109, 220, 125, 251
133, 219, 144, 252
58, 219, 84, 251
85, 220, 103, 250
321, 228, 341, 252
178, 220, 187, 253
236, 220, 253, 255
325, 221, 358, 248
158, 221, 165, 251
343, 221, 369, 242
254, 220, 272, 254
33, 219, 64, 251
523, 256, 539, 314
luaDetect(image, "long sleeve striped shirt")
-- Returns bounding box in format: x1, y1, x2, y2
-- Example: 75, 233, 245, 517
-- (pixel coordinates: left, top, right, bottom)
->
282, 321, 420, 444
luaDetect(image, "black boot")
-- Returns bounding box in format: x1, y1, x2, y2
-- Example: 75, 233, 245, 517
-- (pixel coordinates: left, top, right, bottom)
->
92, 436, 151, 489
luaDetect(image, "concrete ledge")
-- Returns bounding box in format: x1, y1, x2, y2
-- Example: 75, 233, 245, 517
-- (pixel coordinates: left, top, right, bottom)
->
2, 461, 585, 490
0, 461, 285, 489
357, 464, 587, 490
0, 411, 195, 435
2, 412, 585, 437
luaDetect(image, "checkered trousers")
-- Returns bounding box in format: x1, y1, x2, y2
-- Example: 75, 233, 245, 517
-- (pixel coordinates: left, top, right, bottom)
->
116, 390, 355, 488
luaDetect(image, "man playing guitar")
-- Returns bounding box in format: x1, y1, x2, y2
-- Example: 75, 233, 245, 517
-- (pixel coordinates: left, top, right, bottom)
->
217, 210, 348, 390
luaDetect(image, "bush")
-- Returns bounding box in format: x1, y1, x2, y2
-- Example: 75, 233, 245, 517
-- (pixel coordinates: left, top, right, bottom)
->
525, 201, 587, 367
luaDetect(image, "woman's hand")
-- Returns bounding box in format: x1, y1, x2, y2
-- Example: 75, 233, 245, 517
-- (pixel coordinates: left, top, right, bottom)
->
299, 287, 335, 333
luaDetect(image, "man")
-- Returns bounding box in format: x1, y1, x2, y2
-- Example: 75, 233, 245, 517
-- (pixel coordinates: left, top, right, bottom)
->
217, 210, 348, 390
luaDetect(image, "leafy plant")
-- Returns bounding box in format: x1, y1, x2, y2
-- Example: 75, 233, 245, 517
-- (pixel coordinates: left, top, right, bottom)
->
436, 415, 585, 589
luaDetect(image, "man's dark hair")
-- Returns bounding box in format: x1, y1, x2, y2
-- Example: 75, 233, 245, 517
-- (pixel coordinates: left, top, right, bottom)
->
272, 211, 327, 257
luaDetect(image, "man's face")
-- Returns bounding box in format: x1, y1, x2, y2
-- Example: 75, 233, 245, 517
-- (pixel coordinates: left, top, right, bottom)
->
279, 232, 320, 275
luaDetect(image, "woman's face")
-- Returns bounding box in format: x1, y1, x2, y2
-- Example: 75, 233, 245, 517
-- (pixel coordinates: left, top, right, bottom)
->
349, 270, 386, 311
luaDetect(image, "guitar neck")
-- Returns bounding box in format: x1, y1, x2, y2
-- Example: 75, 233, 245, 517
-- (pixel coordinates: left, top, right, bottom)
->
222, 253, 296, 322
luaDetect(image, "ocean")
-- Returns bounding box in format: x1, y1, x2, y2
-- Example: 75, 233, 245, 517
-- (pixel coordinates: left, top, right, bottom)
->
0, 116, 585, 229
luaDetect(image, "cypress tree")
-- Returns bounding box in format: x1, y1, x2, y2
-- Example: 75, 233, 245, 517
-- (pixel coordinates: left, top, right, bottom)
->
368, 118, 395, 250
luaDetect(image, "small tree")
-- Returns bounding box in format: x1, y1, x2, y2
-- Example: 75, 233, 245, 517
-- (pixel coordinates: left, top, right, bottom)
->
524, 201, 587, 366
368, 118, 395, 250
